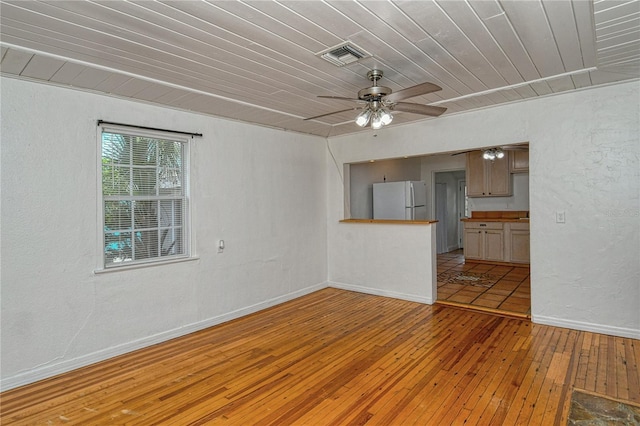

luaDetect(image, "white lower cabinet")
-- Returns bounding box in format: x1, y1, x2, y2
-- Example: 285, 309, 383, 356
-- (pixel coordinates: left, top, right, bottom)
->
463, 222, 504, 262
463, 221, 530, 264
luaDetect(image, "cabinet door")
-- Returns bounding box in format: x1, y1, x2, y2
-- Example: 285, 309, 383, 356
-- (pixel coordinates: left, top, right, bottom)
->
464, 229, 483, 259
466, 151, 486, 196
511, 150, 529, 173
487, 155, 511, 196
484, 230, 504, 261
509, 230, 530, 263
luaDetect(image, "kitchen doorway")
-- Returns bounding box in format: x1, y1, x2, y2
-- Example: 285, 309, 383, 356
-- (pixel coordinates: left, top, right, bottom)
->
434, 166, 531, 318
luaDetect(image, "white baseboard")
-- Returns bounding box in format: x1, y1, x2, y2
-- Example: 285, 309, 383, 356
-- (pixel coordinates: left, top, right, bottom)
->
0, 282, 328, 392
532, 315, 640, 339
328, 281, 434, 305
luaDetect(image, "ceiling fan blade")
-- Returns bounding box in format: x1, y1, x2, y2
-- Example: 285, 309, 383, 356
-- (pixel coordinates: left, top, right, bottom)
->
384, 82, 442, 103
392, 102, 447, 117
304, 107, 361, 121
317, 95, 364, 103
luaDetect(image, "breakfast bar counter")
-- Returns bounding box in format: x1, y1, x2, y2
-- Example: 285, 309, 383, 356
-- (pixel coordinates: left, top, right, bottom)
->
340, 219, 438, 225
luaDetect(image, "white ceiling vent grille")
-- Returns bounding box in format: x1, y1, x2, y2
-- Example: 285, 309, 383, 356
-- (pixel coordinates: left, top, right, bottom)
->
318, 43, 370, 66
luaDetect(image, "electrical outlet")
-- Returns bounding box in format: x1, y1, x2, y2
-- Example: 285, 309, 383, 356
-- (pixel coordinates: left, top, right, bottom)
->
556, 211, 566, 223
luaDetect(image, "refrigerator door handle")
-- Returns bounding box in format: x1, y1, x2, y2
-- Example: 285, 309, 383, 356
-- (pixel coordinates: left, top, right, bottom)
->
410, 183, 415, 220
410, 182, 415, 208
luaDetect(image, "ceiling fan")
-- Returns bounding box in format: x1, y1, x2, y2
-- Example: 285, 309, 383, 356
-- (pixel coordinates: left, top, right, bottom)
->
304, 70, 447, 129
451, 143, 529, 159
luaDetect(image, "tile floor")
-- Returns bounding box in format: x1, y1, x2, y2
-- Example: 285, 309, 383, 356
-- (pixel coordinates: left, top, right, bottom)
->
437, 249, 531, 316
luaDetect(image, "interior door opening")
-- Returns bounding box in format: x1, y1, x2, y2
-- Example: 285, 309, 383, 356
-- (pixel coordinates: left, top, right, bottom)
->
434, 170, 465, 254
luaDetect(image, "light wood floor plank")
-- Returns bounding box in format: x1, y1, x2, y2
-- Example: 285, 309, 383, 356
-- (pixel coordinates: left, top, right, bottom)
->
1, 288, 638, 425
626, 338, 640, 401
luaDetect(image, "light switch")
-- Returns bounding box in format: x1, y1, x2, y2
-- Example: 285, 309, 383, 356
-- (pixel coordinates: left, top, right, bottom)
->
556, 211, 565, 223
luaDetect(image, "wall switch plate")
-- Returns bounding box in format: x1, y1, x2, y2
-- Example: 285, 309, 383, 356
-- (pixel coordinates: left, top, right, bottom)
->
556, 211, 566, 223
217, 239, 225, 253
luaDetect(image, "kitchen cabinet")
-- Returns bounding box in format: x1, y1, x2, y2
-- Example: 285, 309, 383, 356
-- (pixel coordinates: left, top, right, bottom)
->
463, 222, 504, 262
510, 150, 529, 173
463, 220, 530, 264
506, 222, 530, 263
466, 151, 512, 197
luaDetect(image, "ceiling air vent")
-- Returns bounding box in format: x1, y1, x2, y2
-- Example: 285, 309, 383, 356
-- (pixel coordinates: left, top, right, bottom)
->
318, 43, 369, 67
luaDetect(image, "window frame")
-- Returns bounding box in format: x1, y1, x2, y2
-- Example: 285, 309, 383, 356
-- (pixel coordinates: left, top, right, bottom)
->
96, 124, 193, 272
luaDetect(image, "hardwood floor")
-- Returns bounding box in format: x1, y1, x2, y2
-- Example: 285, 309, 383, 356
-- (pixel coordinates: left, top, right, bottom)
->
2, 288, 638, 425
437, 249, 531, 317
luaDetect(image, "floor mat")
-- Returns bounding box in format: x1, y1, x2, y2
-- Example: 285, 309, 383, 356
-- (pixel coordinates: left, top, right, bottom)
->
567, 389, 640, 425
437, 270, 495, 288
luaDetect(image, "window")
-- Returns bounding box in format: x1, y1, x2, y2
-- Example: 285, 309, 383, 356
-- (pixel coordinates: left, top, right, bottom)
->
100, 125, 190, 269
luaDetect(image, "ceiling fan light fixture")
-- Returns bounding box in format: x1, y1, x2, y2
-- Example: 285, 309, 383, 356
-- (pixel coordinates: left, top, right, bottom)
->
355, 108, 372, 127
483, 148, 504, 160
357, 106, 392, 129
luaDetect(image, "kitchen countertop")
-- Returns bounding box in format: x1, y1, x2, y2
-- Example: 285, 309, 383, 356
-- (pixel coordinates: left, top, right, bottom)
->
461, 210, 529, 223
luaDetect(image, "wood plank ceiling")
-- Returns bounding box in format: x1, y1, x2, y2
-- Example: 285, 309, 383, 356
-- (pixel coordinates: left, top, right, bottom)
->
1, 0, 639, 137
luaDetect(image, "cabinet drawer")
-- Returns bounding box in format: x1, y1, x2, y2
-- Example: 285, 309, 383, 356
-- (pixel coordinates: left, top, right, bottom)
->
464, 222, 504, 230
508, 222, 530, 231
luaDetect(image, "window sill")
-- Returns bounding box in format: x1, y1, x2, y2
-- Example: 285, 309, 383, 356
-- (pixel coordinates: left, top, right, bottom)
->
94, 256, 200, 274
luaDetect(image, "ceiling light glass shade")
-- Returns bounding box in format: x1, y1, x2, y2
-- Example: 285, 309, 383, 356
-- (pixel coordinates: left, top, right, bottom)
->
371, 111, 383, 129
495, 148, 505, 159
379, 108, 393, 125
355, 108, 371, 127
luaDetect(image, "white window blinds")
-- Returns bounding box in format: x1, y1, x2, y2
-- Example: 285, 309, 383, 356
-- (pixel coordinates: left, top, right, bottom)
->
100, 126, 189, 268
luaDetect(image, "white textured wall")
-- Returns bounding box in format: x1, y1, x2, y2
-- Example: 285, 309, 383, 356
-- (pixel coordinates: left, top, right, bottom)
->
0, 78, 328, 389
328, 81, 640, 339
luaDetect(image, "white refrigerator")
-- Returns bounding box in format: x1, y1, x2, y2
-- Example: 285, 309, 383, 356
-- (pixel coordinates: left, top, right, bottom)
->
373, 181, 427, 220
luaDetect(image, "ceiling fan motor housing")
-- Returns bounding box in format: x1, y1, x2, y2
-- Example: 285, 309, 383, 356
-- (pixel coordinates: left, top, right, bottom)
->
358, 70, 392, 107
